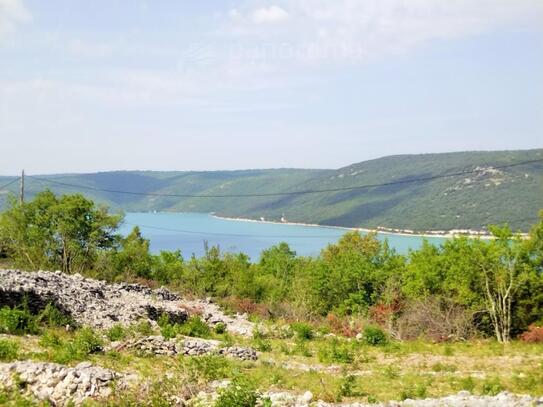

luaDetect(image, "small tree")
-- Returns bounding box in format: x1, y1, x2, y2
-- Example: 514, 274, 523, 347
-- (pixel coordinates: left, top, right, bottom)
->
477, 226, 524, 343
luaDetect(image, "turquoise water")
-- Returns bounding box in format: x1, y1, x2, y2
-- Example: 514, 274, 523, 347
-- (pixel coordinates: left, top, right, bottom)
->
120, 212, 448, 260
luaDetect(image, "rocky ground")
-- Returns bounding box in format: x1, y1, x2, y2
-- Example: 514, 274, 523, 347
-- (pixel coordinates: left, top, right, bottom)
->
0, 269, 253, 335
1, 269, 542, 406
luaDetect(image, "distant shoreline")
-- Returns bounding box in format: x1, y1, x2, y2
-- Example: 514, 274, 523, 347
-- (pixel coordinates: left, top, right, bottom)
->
210, 214, 494, 239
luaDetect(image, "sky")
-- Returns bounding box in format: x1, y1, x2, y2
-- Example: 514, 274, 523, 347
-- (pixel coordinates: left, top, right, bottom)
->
0, 0, 542, 175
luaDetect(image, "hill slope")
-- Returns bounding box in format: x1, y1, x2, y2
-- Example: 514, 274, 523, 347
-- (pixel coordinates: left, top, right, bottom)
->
1, 149, 541, 231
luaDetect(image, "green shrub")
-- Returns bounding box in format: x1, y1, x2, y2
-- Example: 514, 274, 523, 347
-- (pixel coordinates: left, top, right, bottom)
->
183, 355, 233, 382
0, 306, 39, 335
481, 377, 504, 396
382, 364, 400, 379
178, 316, 211, 338
158, 314, 210, 339
133, 320, 154, 336
290, 322, 314, 340
73, 327, 103, 355
40, 327, 103, 363
0, 339, 19, 361
253, 338, 272, 352
361, 325, 387, 346
460, 376, 475, 392
318, 339, 354, 363
214, 376, 259, 407
336, 374, 361, 400
106, 324, 127, 341
0, 387, 35, 406
36, 303, 72, 328
214, 323, 227, 334
293, 339, 312, 357
39, 330, 63, 348
252, 329, 266, 340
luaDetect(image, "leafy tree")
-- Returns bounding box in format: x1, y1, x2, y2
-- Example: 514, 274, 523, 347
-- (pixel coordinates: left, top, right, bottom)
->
112, 226, 153, 279
0, 191, 121, 273
152, 250, 184, 284
256, 242, 297, 303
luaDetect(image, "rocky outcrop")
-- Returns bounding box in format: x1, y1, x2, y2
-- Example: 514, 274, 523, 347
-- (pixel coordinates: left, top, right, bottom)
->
0, 361, 128, 406
0, 269, 253, 335
118, 335, 258, 361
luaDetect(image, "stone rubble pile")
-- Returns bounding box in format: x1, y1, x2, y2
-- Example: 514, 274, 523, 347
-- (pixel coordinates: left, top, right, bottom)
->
0, 361, 126, 406
184, 298, 254, 336
218, 346, 258, 361
119, 335, 258, 360
194, 388, 543, 407
0, 269, 254, 335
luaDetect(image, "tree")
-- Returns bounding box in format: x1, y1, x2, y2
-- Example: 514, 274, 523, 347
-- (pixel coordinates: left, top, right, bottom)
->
0, 191, 121, 273
112, 226, 153, 279
257, 242, 297, 303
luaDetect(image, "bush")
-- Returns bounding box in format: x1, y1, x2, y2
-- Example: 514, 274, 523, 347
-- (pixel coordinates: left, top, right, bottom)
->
133, 320, 154, 336
183, 355, 233, 382
214, 376, 259, 407
0, 339, 19, 361
40, 327, 103, 363
159, 314, 211, 339
39, 330, 63, 348
36, 303, 73, 328
290, 322, 314, 340
460, 376, 475, 392
253, 338, 272, 352
179, 316, 211, 338
361, 325, 387, 346
520, 324, 543, 343
481, 377, 504, 396
214, 322, 227, 335
107, 324, 127, 341
336, 374, 361, 400
293, 339, 312, 357
318, 338, 354, 363
0, 306, 39, 335
399, 383, 427, 400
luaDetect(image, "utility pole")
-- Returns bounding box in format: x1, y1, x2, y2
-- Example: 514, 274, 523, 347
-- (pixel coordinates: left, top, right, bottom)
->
20, 169, 25, 205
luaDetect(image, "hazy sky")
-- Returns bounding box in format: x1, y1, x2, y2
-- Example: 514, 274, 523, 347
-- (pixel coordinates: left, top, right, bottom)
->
0, 0, 542, 175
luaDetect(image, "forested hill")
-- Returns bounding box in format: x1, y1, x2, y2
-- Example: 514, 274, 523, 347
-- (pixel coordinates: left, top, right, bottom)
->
1, 149, 542, 232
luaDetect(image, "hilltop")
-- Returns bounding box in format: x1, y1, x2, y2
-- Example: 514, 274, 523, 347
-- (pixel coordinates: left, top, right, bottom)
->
1, 149, 541, 231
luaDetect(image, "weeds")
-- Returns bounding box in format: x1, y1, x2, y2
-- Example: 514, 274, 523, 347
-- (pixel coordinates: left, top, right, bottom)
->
158, 314, 210, 339
0, 339, 19, 361
182, 355, 234, 382
318, 338, 354, 363
0, 303, 72, 336
39, 327, 103, 363
107, 324, 127, 341
214, 376, 259, 407
0, 306, 38, 335
291, 323, 314, 340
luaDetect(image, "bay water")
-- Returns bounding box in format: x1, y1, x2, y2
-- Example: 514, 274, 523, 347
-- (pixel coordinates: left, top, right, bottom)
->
120, 212, 448, 261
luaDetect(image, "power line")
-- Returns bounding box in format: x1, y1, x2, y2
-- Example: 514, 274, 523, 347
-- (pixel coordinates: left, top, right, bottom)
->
0, 177, 20, 191
27, 158, 543, 198
123, 222, 344, 239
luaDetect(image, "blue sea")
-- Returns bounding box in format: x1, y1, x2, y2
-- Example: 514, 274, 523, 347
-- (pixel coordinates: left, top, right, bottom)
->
119, 212, 447, 260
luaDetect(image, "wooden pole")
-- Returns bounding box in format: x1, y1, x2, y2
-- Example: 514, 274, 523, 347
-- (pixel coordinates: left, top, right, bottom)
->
20, 169, 24, 205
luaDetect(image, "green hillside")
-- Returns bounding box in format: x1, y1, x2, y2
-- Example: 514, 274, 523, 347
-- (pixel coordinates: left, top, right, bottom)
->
1, 149, 542, 231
